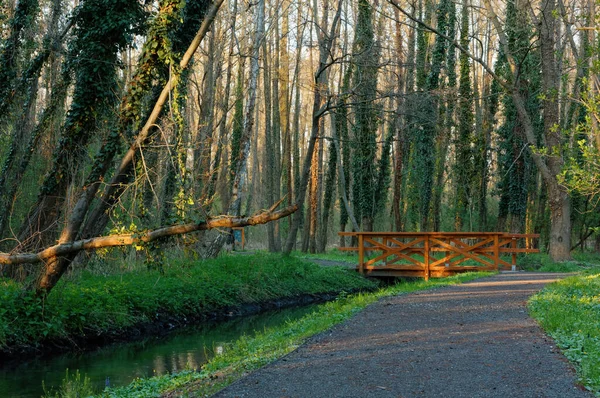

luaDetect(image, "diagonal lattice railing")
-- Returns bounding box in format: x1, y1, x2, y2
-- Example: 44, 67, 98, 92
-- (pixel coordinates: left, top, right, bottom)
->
339, 232, 540, 279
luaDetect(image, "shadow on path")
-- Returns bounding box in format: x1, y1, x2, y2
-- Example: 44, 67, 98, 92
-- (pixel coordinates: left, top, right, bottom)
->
215, 273, 591, 398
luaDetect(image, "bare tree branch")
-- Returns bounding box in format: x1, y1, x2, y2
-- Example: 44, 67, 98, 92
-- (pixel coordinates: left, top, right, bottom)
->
0, 205, 297, 266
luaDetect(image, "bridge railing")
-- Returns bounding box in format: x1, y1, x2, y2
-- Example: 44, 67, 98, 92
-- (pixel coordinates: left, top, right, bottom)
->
338, 232, 540, 279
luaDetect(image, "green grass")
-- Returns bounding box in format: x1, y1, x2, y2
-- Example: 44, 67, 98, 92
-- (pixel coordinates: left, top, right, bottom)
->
0, 253, 376, 354
518, 252, 600, 273
291, 248, 358, 264
99, 271, 494, 397
529, 270, 600, 395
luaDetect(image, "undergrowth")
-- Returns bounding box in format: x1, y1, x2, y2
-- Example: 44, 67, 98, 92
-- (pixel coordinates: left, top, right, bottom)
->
43, 369, 95, 398
0, 253, 376, 354
518, 252, 600, 273
99, 272, 493, 397
529, 271, 600, 396
291, 248, 358, 264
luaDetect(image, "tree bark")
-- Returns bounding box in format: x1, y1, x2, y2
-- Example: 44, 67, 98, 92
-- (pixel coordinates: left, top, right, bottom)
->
28, 0, 225, 294
1, 204, 297, 296
206, 0, 239, 204
539, 0, 572, 261
263, 36, 276, 251
283, 0, 343, 254
206, 0, 264, 257
391, 0, 573, 261
79, 0, 223, 243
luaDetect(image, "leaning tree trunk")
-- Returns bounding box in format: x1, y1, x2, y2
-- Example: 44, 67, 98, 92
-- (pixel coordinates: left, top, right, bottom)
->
477, 0, 573, 261
75, 0, 219, 245
2, 204, 297, 296
32, 0, 225, 296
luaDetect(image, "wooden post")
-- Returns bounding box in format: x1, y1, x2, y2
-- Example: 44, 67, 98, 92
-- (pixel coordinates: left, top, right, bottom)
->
383, 236, 388, 266
511, 237, 517, 271
358, 233, 364, 274
445, 237, 450, 267
424, 235, 430, 281
493, 234, 500, 270
232, 227, 245, 250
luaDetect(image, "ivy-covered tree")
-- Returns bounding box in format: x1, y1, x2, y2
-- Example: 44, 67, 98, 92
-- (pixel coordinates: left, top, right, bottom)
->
78, 0, 213, 243
16, 0, 147, 251
0, 0, 39, 116
431, 0, 456, 231
351, 0, 380, 231
32, 0, 222, 295
0, 0, 68, 244
337, 64, 353, 244
494, 0, 542, 233
454, 3, 474, 230
406, 0, 449, 231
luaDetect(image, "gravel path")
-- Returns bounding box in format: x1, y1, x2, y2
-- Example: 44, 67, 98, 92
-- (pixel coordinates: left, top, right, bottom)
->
214, 273, 591, 398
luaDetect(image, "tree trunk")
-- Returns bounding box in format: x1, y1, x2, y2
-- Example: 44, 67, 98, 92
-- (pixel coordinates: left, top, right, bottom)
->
4, 205, 297, 296
539, 0, 572, 260
280, 0, 293, 236
197, 29, 219, 202
283, 0, 343, 254
318, 139, 337, 253
206, 0, 264, 257
262, 36, 276, 252
271, 5, 282, 251
79, 0, 221, 244
206, 0, 238, 204
30, 0, 224, 294
308, 136, 321, 253
392, 7, 406, 232
547, 182, 572, 260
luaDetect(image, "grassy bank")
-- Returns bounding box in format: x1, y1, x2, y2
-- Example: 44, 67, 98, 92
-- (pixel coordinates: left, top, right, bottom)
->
98, 272, 493, 398
529, 269, 600, 395
0, 253, 376, 355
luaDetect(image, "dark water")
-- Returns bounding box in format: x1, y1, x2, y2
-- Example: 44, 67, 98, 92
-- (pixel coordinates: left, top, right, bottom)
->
0, 305, 316, 398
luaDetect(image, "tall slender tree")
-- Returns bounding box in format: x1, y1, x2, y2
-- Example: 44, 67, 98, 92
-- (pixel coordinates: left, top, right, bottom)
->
351, 0, 379, 231
454, 2, 474, 230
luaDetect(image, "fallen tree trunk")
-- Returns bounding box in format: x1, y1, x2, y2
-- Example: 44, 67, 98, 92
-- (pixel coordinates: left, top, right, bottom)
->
0, 204, 296, 269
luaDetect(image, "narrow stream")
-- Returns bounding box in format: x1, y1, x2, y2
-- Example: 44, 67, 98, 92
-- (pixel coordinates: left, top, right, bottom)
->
0, 305, 317, 397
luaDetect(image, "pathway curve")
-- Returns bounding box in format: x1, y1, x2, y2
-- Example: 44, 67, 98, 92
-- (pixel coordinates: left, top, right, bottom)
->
214, 273, 591, 398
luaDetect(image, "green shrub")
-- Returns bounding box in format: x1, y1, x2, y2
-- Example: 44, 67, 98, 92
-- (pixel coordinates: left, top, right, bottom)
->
43, 369, 96, 398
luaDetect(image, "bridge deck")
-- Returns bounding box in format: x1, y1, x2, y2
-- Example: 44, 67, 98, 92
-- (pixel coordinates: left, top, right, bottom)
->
338, 232, 539, 279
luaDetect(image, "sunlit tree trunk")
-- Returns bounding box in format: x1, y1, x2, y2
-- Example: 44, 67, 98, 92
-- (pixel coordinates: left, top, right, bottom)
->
207, 0, 264, 257
283, 0, 343, 254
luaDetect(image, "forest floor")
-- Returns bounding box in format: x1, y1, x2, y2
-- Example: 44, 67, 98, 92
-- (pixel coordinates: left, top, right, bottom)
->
214, 272, 592, 398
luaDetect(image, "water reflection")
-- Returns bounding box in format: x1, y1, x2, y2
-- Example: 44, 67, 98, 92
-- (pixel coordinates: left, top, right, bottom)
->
0, 305, 316, 398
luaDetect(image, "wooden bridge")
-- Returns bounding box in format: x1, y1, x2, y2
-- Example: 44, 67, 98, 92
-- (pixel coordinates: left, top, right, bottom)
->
338, 232, 539, 279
